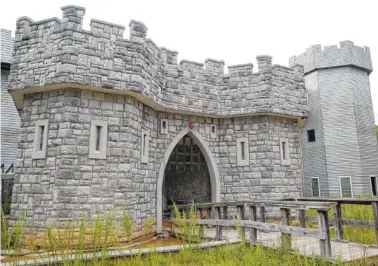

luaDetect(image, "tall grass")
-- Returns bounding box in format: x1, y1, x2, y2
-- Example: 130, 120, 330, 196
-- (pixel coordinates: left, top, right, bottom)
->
172, 202, 200, 245
121, 206, 132, 243
1, 204, 369, 265
306, 203, 376, 244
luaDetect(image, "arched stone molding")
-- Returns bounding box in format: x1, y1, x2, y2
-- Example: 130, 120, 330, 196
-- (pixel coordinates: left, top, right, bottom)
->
156, 127, 220, 233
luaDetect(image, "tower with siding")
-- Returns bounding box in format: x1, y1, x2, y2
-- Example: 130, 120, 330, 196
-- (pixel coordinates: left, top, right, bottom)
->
290, 41, 378, 198
1, 29, 20, 170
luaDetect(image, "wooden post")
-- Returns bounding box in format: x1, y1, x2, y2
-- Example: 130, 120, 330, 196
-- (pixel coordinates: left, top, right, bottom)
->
372, 201, 378, 246
280, 208, 292, 250
249, 205, 258, 245
260, 205, 266, 222
215, 206, 222, 240
197, 208, 204, 237
223, 206, 228, 219
318, 210, 332, 258
237, 205, 246, 240
207, 207, 212, 219
298, 209, 306, 228
333, 202, 344, 240
170, 208, 175, 236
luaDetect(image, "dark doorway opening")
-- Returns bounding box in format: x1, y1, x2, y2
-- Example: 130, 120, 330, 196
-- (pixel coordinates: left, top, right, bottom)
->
163, 134, 211, 212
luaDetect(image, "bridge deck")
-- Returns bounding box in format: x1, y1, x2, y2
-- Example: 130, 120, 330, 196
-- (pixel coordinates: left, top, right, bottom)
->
202, 228, 378, 262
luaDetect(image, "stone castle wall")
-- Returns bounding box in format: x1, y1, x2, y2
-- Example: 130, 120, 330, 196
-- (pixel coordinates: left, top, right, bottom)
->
11, 88, 302, 227
9, 5, 305, 229
10, 6, 308, 118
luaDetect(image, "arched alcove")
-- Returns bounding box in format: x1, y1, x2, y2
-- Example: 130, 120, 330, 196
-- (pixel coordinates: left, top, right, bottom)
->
156, 128, 220, 233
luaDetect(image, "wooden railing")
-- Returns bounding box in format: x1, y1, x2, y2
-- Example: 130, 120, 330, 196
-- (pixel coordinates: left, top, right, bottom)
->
289, 198, 378, 245
167, 200, 333, 257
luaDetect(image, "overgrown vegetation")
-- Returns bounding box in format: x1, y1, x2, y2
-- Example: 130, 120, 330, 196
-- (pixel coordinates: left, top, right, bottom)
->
1, 204, 375, 265
306, 203, 375, 245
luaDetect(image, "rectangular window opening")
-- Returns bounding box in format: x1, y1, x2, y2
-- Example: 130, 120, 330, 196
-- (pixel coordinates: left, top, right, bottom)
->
307, 129, 316, 142
39, 126, 45, 151
211, 125, 215, 133
282, 141, 287, 160
241, 141, 245, 160
371, 176, 377, 196
143, 133, 147, 156
340, 177, 352, 198
95, 126, 102, 151
32, 120, 49, 159
162, 121, 167, 129
311, 177, 320, 197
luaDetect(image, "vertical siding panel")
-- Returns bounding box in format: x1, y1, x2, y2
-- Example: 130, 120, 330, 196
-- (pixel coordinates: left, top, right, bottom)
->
301, 72, 329, 197
1, 29, 20, 168
351, 69, 378, 195
318, 67, 363, 197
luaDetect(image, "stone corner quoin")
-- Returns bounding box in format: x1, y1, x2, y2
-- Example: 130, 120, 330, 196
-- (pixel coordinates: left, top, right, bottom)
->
9, 4, 311, 230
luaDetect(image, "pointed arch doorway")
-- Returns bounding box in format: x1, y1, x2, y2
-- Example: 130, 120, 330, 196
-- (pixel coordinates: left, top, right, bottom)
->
156, 128, 220, 234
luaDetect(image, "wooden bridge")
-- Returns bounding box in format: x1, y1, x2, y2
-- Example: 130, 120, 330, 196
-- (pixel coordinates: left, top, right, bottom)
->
167, 198, 378, 262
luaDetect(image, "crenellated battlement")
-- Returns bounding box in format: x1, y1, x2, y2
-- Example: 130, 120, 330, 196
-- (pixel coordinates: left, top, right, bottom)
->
9, 4, 308, 118
290, 41, 373, 74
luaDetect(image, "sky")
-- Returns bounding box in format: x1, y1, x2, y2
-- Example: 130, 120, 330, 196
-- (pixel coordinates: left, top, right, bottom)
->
1, 0, 378, 123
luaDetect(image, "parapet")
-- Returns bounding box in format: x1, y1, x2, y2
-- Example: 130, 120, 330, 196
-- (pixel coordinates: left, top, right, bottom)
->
9, 4, 308, 119
290, 41, 373, 74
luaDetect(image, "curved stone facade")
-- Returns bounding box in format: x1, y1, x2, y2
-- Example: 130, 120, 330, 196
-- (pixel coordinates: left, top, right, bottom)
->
9, 6, 308, 118
9, 5, 305, 229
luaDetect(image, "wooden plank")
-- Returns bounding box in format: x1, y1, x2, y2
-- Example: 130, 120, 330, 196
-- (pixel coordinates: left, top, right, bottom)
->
341, 219, 374, 228
318, 210, 332, 258
215, 207, 222, 240
333, 202, 343, 240
294, 198, 378, 205
298, 209, 306, 228
170, 209, 175, 235
170, 219, 326, 239
372, 201, 378, 246
237, 205, 246, 240
196, 208, 204, 236
300, 215, 375, 229
246, 200, 332, 211
168, 200, 332, 212
281, 208, 292, 250
249, 205, 257, 245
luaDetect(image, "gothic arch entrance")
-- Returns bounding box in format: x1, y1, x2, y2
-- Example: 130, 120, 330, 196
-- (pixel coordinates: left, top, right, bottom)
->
156, 128, 220, 233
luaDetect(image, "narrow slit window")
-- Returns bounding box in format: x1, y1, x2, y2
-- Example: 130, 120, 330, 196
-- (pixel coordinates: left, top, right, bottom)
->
241, 141, 245, 160
210, 124, 217, 138
280, 138, 290, 165
143, 133, 147, 156
89, 120, 108, 159
39, 126, 45, 151
160, 119, 168, 134
237, 137, 249, 166
307, 129, 316, 142
141, 129, 149, 163
95, 126, 101, 151
32, 120, 49, 159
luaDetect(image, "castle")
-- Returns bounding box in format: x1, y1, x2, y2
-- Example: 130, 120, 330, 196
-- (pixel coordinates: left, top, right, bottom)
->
5, 5, 378, 233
